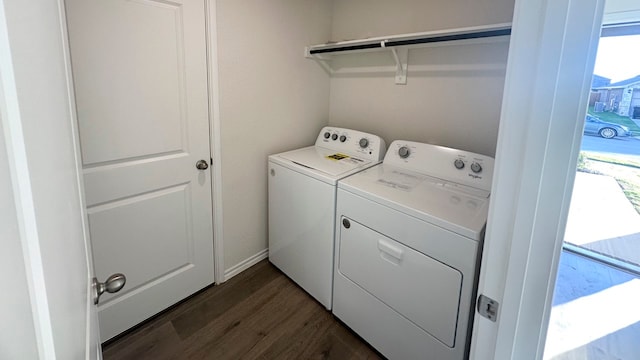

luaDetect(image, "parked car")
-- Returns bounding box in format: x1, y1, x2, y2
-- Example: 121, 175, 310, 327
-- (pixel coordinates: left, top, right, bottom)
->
584, 115, 631, 139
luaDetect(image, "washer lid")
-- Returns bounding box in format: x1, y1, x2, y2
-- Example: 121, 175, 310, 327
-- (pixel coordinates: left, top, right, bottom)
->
278, 146, 373, 177
338, 164, 489, 240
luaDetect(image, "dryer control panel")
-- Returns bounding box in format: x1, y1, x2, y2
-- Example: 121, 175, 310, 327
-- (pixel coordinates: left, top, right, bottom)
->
316, 127, 387, 161
384, 140, 494, 193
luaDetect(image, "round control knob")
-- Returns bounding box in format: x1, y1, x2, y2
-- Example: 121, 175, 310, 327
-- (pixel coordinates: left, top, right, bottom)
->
339, 135, 347, 142
359, 138, 369, 148
398, 146, 410, 159
323, 132, 330, 139
331, 133, 338, 141
470, 162, 482, 173
454, 159, 465, 169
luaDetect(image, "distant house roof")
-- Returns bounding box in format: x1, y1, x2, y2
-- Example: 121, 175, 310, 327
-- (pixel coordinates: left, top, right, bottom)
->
606, 74, 640, 88
592, 74, 610, 88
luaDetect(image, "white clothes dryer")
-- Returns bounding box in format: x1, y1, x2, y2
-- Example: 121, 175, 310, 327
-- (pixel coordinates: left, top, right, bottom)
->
268, 127, 386, 310
333, 140, 494, 360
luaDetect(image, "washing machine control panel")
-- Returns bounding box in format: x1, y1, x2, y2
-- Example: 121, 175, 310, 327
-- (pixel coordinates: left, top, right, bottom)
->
384, 140, 495, 193
398, 146, 411, 158
470, 162, 482, 173
316, 127, 387, 161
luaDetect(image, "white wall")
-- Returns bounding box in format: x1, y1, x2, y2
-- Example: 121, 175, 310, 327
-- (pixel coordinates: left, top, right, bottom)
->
331, 0, 515, 41
217, 0, 518, 271
0, 119, 38, 360
216, 0, 332, 272
328, 0, 515, 157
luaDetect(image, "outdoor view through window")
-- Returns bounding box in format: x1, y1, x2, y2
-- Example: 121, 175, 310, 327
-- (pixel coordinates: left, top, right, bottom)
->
544, 27, 640, 359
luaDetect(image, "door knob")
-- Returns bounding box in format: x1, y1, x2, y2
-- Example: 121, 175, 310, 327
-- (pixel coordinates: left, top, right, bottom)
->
93, 273, 126, 305
196, 159, 209, 170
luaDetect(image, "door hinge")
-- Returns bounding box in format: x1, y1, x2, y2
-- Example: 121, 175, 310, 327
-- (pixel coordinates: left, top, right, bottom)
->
210, 157, 213, 165
477, 294, 499, 322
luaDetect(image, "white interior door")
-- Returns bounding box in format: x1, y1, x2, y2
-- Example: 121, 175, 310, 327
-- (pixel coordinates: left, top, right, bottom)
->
65, 0, 215, 340
0, 0, 101, 357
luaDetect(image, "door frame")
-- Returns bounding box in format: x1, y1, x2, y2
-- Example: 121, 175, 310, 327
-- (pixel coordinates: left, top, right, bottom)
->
206, 0, 225, 285
469, 0, 606, 359
0, 0, 100, 357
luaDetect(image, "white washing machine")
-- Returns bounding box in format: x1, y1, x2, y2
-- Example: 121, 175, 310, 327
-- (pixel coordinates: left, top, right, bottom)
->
268, 126, 386, 310
333, 140, 494, 360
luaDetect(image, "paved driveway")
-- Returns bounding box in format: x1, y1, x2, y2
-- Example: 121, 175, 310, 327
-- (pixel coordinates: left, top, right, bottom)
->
549, 173, 640, 359
545, 251, 640, 360
564, 172, 640, 267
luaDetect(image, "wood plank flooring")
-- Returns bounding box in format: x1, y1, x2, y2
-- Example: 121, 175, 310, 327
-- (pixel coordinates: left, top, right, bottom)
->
102, 260, 383, 360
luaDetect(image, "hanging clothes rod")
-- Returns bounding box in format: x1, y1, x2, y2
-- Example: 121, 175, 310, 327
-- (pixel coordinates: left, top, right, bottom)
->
384, 28, 511, 47
309, 42, 382, 55
307, 24, 512, 55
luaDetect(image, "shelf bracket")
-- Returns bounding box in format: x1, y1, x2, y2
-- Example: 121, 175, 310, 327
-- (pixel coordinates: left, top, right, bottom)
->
390, 47, 408, 85
305, 46, 333, 75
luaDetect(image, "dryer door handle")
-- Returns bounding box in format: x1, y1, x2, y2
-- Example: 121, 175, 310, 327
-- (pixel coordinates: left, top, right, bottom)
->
377, 239, 404, 264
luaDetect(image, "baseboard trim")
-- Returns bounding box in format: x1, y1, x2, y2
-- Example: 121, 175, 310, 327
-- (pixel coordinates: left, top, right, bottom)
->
224, 248, 269, 281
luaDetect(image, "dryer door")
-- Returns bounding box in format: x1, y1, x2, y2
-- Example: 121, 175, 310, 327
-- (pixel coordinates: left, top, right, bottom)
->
338, 217, 463, 347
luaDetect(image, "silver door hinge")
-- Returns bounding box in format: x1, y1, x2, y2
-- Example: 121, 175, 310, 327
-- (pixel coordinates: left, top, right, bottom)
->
477, 294, 499, 322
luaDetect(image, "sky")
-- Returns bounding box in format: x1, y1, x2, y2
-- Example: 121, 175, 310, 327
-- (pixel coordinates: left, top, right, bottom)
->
593, 34, 640, 83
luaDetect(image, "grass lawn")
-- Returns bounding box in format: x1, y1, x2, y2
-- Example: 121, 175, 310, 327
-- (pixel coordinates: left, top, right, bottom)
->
584, 153, 640, 169
587, 106, 640, 134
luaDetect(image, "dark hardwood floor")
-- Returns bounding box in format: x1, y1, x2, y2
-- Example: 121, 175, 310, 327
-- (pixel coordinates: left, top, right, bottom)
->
102, 260, 383, 360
